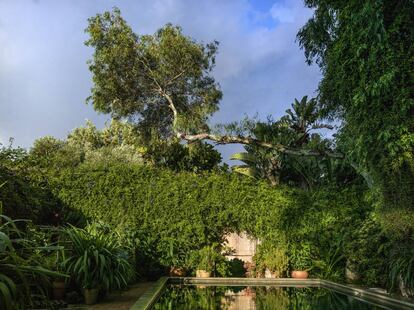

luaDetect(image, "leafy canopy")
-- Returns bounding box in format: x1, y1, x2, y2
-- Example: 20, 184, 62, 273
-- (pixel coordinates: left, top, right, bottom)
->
85, 8, 222, 141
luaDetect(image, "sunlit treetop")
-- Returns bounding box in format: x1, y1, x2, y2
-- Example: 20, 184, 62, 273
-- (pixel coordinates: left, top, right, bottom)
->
85, 8, 222, 141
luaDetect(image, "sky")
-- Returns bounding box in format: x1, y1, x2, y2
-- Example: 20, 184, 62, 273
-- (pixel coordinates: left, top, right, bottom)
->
0, 0, 321, 161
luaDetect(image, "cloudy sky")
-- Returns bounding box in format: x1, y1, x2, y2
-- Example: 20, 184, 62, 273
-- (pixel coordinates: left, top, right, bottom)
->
0, 0, 320, 160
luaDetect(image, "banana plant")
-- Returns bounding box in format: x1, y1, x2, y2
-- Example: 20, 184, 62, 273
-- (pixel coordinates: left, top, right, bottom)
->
230, 96, 335, 188
230, 151, 281, 186
230, 152, 260, 179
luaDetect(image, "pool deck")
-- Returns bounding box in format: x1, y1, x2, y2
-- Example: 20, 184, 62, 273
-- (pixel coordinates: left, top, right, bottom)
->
130, 277, 414, 310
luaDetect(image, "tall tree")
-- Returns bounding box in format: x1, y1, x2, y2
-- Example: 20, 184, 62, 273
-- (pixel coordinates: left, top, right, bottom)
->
297, 0, 414, 236
85, 8, 342, 159
85, 8, 221, 142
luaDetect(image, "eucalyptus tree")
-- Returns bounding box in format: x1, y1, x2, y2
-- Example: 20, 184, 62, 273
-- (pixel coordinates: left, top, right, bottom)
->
85, 8, 342, 159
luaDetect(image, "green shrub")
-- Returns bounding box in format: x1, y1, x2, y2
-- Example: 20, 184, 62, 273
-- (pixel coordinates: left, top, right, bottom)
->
188, 244, 231, 276
63, 224, 134, 291
228, 258, 246, 277
50, 162, 294, 275
253, 240, 289, 277
344, 214, 390, 286
0, 214, 65, 310
387, 241, 414, 294
19, 156, 388, 287
0, 166, 60, 224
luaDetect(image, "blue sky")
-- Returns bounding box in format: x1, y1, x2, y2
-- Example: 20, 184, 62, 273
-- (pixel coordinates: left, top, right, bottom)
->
0, 0, 320, 161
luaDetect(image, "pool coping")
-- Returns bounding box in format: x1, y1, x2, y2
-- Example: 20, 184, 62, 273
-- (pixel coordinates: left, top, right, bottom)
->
130, 277, 169, 310
130, 277, 414, 310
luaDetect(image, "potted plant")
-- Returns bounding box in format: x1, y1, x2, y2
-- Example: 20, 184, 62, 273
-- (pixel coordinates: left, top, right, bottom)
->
290, 243, 312, 279
195, 248, 213, 278
50, 249, 67, 300
190, 244, 222, 278
63, 225, 134, 305
164, 239, 187, 277
52, 279, 66, 300
254, 241, 289, 278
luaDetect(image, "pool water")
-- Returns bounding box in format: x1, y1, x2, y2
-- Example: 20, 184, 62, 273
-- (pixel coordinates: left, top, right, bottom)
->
152, 285, 389, 309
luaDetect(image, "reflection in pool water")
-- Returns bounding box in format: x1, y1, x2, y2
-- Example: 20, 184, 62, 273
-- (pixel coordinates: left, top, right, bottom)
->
153, 285, 388, 309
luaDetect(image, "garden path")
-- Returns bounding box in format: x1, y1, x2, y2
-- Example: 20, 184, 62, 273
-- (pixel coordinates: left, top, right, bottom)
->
86, 282, 153, 310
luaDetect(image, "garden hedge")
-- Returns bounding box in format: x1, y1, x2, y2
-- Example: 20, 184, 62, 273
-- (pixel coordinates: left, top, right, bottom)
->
47, 162, 372, 280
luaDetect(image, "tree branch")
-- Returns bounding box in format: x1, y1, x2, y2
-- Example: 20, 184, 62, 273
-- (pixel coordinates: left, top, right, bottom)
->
162, 92, 178, 128
165, 70, 186, 86
176, 132, 344, 159
158, 77, 344, 159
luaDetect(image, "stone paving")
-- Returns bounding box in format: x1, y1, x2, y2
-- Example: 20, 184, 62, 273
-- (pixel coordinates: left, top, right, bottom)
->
87, 282, 153, 310
63, 282, 153, 310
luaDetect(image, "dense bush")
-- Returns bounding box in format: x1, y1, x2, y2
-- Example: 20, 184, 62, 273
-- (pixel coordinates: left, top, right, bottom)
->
49, 161, 294, 275
42, 161, 373, 282
0, 147, 60, 224
2, 144, 403, 290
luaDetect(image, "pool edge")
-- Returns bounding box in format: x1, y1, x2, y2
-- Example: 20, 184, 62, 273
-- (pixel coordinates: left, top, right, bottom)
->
321, 280, 414, 310
129, 277, 168, 310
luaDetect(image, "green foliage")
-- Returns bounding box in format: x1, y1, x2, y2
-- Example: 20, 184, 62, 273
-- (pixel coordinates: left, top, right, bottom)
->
279, 186, 370, 280
227, 258, 246, 277
44, 161, 295, 276
85, 8, 222, 140
312, 236, 345, 281
41, 160, 373, 284
230, 96, 350, 189
0, 214, 66, 310
387, 241, 414, 293
143, 139, 223, 172
63, 224, 134, 290
289, 242, 313, 271
298, 0, 414, 236
188, 243, 230, 276
253, 240, 289, 277
0, 144, 60, 224
344, 214, 390, 286
29, 121, 223, 175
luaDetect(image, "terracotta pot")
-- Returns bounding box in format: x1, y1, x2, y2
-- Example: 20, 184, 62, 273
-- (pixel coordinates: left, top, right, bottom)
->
196, 270, 211, 278
169, 266, 186, 277
84, 288, 99, 305
291, 270, 309, 279
52, 280, 66, 300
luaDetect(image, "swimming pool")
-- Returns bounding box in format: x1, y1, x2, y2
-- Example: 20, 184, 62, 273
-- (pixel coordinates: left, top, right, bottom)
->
131, 278, 414, 309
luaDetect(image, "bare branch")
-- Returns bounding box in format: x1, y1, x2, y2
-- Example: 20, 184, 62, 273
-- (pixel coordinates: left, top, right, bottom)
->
156, 73, 343, 159
165, 70, 186, 86
177, 132, 344, 159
